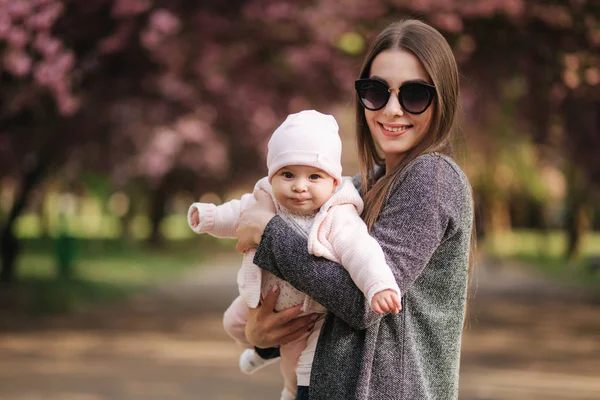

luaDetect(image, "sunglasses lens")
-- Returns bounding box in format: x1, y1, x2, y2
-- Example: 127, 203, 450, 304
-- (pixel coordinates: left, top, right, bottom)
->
401, 83, 432, 113
357, 81, 389, 110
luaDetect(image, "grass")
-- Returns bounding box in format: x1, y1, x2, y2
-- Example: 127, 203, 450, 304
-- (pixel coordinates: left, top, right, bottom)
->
6, 235, 236, 316
482, 229, 600, 290
8, 212, 600, 316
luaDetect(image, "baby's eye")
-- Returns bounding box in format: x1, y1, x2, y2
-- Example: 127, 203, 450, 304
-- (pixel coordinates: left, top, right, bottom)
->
309, 174, 321, 180
283, 172, 294, 179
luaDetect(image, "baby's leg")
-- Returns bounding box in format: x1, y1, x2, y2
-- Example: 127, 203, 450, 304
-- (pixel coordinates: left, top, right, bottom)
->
279, 335, 308, 398
296, 318, 324, 388
224, 296, 281, 375
280, 387, 295, 400
222, 295, 250, 346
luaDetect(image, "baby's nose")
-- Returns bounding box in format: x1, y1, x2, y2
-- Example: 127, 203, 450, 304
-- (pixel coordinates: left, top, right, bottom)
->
293, 181, 307, 192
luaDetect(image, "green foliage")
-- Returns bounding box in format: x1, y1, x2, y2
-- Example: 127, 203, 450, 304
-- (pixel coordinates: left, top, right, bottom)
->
484, 229, 600, 289
14, 211, 195, 240
12, 237, 234, 315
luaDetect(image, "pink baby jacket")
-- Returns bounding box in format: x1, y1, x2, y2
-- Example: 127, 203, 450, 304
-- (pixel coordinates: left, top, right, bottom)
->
187, 177, 400, 312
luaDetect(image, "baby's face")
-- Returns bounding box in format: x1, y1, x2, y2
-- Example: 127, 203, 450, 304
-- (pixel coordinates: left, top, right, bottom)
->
271, 165, 337, 214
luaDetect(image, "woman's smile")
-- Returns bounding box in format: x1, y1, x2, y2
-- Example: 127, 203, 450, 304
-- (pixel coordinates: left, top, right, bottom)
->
365, 49, 434, 170
379, 122, 412, 137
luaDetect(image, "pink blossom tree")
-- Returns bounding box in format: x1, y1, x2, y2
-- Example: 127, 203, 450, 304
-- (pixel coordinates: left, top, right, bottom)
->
1, 0, 599, 282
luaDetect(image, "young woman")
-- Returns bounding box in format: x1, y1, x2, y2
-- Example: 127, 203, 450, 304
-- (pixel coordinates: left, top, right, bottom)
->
235, 19, 475, 400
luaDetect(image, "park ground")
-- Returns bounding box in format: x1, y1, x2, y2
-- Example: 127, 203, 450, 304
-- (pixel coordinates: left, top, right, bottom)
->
1, 252, 599, 400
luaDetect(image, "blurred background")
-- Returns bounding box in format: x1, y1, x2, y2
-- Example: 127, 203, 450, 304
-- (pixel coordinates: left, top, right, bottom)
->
0, 0, 599, 399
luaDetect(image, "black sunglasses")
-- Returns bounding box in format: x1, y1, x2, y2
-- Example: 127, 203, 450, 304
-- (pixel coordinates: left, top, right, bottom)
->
354, 78, 436, 114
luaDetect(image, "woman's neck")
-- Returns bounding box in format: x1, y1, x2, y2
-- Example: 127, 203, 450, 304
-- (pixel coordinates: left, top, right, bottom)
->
385, 153, 405, 174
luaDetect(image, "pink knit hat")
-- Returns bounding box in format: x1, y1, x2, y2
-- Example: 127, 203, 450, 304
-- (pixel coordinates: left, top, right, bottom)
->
267, 110, 342, 184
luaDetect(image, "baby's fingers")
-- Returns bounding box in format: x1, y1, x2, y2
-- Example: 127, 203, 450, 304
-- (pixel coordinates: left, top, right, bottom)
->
383, 296, 397, 313
372, 299, 384, 314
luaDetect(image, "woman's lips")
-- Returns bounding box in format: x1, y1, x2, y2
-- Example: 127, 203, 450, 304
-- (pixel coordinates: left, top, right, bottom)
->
379, 122, 411, 137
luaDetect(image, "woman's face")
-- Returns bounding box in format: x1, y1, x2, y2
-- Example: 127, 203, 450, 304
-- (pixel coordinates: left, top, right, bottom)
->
365, 49, 434, 170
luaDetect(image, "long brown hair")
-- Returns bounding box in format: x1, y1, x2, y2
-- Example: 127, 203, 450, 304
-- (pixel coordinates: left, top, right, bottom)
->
357, 19, 460, 227
356, 19, 476, 325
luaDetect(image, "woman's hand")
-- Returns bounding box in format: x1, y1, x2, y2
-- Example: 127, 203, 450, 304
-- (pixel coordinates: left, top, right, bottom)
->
245, 285, 322, 348
235, 189, 276, 253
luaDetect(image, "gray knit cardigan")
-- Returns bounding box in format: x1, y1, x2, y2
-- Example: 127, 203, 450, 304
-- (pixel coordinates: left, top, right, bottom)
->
253, 153, 473, 400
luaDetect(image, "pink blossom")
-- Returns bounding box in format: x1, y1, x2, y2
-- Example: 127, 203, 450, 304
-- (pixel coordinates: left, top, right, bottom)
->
204, 74, 226, 92
6, 0, 33, 19
33, 32, 62, 57
140, 28, 161, 49
251, 107, 277, 132
264, 3, 295, 20
199, 139, 228, 176
502, 0, 525, 17
49, 78, 69, 98
112, 0, 151, 17
98, 21, 134, 54
175, 117, 209, 144
430, 13, 463, 33
25, 3, 64, 30
3, 49, 32, 77
31, 0, 56, 7
152, 128, 182, 156
57, 94, 80, 116
156, 73, 196, 102
33, 62, 53, 85
139, 151, 171, 181
286, 48, 311, 71
584, 68, 600, 86
55, 50, 75, 72
7, 26, 28, 48
149, 9, 181, 35
406, 0, 434, 12
0, 11, 11, 38
197, 106, 218, 124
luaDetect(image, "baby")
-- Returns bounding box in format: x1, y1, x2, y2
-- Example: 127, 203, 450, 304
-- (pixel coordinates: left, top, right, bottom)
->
187, 110, 401, 400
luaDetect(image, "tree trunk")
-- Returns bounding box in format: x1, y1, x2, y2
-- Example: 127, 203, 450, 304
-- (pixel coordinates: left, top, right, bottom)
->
0, 159, 46, 284
147, 183, 168, 247
563, 92, 597, 262
119, 200, 135, 242
564, 166, 589, 262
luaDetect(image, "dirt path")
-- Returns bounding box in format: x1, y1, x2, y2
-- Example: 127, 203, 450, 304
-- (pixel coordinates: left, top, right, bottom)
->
1, 253, 599, 400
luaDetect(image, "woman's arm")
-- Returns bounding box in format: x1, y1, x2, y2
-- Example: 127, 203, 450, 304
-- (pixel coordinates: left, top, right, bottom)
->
253, 155, 463, 329
255, 217, 380, 329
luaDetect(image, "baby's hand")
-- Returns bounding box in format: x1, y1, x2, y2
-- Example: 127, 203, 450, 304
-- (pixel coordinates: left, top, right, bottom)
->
190, 208, 200, 228
371, 289, 402, 314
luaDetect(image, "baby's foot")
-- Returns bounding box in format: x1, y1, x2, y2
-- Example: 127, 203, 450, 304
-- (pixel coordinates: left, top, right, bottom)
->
239, 348, 280, 375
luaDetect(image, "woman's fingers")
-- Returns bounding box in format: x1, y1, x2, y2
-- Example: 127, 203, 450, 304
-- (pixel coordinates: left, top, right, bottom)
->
255, 189, 276, 213
277, 313, 322, 344
273, 302, 304, 323
259, 285, 280, 312
235, 191, 276, 253
245, 285, 320, 348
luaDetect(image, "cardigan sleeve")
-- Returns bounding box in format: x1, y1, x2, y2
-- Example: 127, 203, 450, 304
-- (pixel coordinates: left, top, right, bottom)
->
253, 155, 464, 329
326, 205, 401, 308
187, 193, 256, 239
